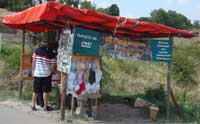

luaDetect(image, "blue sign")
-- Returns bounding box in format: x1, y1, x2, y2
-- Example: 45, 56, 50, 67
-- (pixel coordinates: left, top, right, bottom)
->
151, 40, 173, 62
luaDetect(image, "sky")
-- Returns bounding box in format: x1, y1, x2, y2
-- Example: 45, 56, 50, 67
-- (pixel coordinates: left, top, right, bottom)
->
87, 0, 200, 22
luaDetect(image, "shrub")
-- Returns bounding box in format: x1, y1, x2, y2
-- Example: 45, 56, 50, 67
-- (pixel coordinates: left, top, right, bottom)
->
173, 46, 198, 103
0, 43, 20, 70
144, 84, 166, 113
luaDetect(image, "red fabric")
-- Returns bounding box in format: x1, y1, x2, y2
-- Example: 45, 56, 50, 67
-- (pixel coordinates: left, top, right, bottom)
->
76, 82, 85, 95
2, 1, 198, 38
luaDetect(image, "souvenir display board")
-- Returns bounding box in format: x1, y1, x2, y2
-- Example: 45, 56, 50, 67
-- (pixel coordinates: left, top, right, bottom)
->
102, 35, 152, 61
20, 53, 33, 80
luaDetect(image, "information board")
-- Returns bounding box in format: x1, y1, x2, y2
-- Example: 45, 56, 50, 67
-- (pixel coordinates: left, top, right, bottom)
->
151, 40, 173, 62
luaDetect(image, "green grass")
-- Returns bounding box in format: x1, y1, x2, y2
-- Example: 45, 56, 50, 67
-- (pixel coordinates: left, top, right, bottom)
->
0, 42, 20, 70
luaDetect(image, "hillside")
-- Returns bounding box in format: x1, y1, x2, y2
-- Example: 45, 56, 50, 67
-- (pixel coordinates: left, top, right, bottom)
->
0, 8, 13, 19
102, 36, 200, 97
0, 8, 17, 34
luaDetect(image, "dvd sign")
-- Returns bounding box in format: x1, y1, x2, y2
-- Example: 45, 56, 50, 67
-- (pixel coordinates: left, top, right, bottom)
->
73, 27, 101, 56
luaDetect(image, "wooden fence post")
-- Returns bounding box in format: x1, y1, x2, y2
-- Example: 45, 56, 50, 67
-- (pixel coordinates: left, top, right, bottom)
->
19, 30, 25, 99
60, 72, 67, 121
166, 37, 173, 120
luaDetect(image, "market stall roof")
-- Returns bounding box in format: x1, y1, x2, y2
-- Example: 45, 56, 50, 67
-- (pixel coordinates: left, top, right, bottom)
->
2, 1, 198, 38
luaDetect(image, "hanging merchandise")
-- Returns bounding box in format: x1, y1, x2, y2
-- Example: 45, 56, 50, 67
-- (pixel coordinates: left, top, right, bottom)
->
85, 61, 102, 94
94, 62, 102, 91
73, 27, 101, 56
57, 29, 74, 73
66, 57, 102, 95
76, 62, 86, 95
66, 61, 77, 95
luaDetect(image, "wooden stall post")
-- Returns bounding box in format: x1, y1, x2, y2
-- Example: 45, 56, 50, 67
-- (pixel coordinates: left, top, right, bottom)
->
60, 72, 67, 121
55, 86, 61, 109
166, 37, 173, 120
19, 30, 25, 98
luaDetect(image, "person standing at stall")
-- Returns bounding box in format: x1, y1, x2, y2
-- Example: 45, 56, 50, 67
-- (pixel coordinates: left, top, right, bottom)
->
32, 42, 56, 111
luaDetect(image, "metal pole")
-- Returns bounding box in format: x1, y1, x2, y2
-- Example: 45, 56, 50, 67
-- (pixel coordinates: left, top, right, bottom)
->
166, 37, 173, 120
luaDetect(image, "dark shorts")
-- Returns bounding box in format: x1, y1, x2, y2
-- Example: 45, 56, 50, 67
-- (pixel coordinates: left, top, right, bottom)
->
33, 75, 52, 93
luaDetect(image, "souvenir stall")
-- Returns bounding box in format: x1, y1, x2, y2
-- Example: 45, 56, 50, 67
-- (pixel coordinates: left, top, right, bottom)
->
57, 27, 102, 118
2, 1, 198, 120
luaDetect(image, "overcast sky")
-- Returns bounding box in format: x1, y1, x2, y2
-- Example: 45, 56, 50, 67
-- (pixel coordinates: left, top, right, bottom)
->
88, 0, 200, 22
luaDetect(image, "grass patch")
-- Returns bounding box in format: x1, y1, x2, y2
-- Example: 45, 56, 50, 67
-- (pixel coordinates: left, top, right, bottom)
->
0, 42, 20, 70
0, 90, 18, 100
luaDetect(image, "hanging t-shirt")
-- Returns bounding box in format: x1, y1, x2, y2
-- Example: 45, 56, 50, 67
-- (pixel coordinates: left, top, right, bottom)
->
89, 69, 96, 85
77, 70, 84, 85
95, 69, 102, 84
84, 69, 90, 83
66, 72, 77, 94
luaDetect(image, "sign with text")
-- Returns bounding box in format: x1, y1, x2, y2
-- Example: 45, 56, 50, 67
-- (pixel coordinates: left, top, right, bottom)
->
102, 35, 152, 61
151, 40, 173, 62
73, 27, 101, 56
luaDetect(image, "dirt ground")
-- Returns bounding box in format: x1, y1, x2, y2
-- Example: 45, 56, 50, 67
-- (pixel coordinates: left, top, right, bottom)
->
0, 99, 154, 124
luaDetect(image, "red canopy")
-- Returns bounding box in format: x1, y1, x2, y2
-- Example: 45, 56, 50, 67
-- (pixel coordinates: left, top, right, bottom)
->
2, 1, 198, 38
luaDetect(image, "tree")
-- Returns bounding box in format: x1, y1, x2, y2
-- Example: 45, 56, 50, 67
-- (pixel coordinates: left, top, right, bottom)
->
0, 0, 8, 8
137, 17, 152, 22
150, 9, 192, 29
59, 0, 80, 8
193, 20, 200, 29
80, 0, 95, 10
7, 0, 32, 11
59, 0, 73, 5
151, 9, 170, 25
108, 4, 119, 16
96, 7, 109, 14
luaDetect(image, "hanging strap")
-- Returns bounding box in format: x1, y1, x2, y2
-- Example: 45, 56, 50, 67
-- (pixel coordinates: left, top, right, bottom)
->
113, 17, 120, 36
113, 17, 128, 36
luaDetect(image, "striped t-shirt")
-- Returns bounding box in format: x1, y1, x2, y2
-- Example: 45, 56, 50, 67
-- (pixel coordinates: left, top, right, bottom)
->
32, 47, 56, 77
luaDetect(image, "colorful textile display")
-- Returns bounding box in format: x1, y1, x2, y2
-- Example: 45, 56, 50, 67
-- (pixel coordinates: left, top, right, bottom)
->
66, 60, 102, 96
57, 29, 73, 73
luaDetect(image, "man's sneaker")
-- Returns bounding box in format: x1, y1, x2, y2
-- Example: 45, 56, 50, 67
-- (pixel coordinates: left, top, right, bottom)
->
44, 106, 53, 111
40, 103, 44, 108
31, 106, 37, 111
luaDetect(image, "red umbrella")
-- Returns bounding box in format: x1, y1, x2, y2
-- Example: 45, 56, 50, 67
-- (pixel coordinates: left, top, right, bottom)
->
2, 1, 198, 38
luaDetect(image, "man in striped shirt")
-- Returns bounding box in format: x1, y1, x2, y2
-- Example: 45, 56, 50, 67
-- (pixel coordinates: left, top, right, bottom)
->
32, 44, 56, 111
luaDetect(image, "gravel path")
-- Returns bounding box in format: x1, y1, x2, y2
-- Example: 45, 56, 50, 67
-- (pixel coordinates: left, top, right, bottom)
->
0, 99, 154, 124
0, 106, 64, 124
